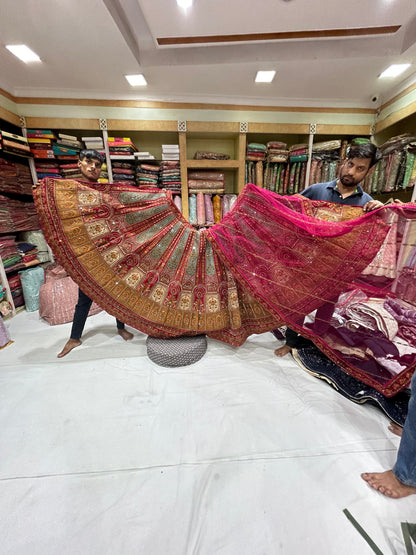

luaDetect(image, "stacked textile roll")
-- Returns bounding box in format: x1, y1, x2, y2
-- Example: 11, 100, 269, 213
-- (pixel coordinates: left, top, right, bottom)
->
0, 158, 33, 195
266, 141, 289, 163
82, 136, 105, 152
0, 130, 32, 158
20, 230, 50, 263
362, 134, 416, 195
112, 161, 136, 185
0, 235, 23, 273
7, 273, 23, 309
27, 129, 56, 180
136, 163, 160, 189
160, 161, 181, 190
188, 191, 238, 227
162, 144, 179, 161
190, 193, 223, 225
58, 162, 81, 180
308, 139, 342, 187
246, 143, 266, 161
262, 162, 289, 193
0, 196, 40, 233
108, 137, 137, 183
17, 241, 39, 267
108, 137, 137, 159
98, 162, 108, 184
193, 151, 230, 160
52, 135, 83, 180
187, 170, 225, 193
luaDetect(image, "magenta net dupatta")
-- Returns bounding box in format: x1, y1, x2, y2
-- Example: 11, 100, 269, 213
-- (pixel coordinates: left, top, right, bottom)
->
34, 179, 416, 396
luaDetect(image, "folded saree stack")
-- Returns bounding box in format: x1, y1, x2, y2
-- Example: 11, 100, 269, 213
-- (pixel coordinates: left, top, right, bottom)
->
360, 134, 416, 195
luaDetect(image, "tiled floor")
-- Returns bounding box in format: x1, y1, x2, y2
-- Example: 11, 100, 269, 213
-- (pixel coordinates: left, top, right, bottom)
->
0, 310, 414, 554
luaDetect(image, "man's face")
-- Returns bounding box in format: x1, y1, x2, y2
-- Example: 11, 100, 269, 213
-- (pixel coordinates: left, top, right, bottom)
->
78, 157, 102, 182
339, 157, 371, 188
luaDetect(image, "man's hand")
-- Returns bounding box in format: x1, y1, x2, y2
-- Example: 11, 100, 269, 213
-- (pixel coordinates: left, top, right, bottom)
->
363, 200, 384, 212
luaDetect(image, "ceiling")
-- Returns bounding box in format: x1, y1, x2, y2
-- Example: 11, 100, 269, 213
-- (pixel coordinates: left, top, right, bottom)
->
1, 0, 416, 109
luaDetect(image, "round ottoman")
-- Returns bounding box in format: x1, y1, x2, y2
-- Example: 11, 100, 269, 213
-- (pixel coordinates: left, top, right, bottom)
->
146, 335, 207, 367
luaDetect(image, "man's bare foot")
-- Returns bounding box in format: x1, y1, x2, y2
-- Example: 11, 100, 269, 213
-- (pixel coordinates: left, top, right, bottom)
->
388, 422, 403, 437
57, 338, 82, 358
118, 329, 134, 341
361, 471, 416, 498
274, 344, 292, 357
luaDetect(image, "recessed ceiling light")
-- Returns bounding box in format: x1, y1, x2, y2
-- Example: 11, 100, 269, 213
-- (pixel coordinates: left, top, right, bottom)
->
379, 63, 411, 78
255, 71, 276, 83
125, 74, 147, 86
6, 44, 41, 63
177, 0, 193, 7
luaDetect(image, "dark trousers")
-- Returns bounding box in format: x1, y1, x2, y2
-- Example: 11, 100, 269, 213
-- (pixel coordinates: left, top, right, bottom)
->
285, 327, 314, 349
70, 288, 125, 340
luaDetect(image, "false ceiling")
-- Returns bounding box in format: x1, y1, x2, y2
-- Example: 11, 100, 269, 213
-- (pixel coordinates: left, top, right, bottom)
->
0, 0, 416, 108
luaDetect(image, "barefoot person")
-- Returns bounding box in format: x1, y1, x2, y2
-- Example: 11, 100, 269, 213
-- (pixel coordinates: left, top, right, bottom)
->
58, 149, 134, 358
275, 142, 383, 357
361, 372, 416, 498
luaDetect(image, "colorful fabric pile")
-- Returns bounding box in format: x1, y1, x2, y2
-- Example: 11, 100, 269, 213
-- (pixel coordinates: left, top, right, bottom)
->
7, 274, 24, 309
0, 235, 22, 272
108, 137, 137, 160
0, 130, 32, 158
193, 151, 230, 160
261, 162, 289, 193
19, 230, 50, 263
0, 195, 40, 233
0, 158, 33, 195
187, 170, 225, 193
362, 134, 416, 195
307, 139, 343, 188
136, 163, 160, 188
112, 161, 136, 186
266, 141, 289, 163
159, 161, 181, 190
17, 241, 39, 267
246, 143, 266, 162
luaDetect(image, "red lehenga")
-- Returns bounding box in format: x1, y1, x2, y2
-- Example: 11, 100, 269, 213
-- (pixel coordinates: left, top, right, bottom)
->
34, 179, 416, 396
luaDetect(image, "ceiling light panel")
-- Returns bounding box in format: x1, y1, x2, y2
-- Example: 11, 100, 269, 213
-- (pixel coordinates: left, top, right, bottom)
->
6, 44, 41, 63
255, 71, 276, 83
379, 63, 411, 78
125, 74, 147, 86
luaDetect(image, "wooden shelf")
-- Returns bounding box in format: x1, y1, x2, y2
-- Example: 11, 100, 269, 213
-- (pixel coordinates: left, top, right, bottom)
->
186, 159, 240, 169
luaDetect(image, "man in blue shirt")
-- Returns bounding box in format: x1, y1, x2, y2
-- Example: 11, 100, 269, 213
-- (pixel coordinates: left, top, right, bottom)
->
275, 141, 383, 357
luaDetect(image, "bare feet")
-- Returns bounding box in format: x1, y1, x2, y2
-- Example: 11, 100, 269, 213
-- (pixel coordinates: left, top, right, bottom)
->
57, 338, 82, 358
388, 422, 403, 437
274, 344, 292, 357
361, 471, 416, 498
118, 329, 134, 341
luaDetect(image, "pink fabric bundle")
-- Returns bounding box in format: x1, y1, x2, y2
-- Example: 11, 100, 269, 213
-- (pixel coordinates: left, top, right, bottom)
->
0, 317, 12, 349
173, 195, 182, 213
204, 194, 214, 225
39, 264, 102, 325
196, 192, 205, 225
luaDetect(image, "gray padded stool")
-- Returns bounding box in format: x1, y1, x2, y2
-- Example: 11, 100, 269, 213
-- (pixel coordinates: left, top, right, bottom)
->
146, 335, 207, 367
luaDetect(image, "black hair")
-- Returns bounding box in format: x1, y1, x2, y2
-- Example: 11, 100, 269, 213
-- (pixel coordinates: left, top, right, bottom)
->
79, 149, 105, 165
347, 142, 381, 168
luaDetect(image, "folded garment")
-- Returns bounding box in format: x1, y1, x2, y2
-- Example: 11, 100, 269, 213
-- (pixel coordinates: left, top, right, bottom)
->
194, 151, 230, 160
188, 171, 225, 181
188, 179, 225, 189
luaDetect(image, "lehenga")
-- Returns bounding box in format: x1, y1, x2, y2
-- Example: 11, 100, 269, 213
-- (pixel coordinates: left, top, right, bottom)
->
34, 179, 416, 396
